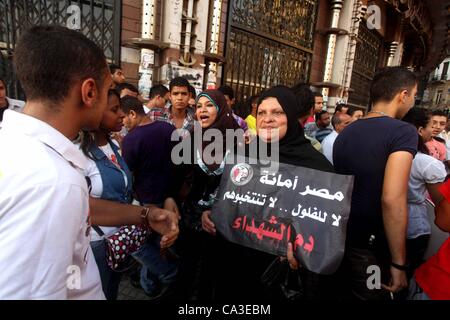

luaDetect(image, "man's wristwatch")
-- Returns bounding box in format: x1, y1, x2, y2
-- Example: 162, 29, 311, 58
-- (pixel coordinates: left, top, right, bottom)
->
140, 206, 151, 230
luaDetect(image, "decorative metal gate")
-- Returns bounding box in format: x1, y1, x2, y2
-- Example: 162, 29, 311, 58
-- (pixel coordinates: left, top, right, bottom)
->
0, 0, 122, 100
348, 21, 382, 108
224, 0, 318, 103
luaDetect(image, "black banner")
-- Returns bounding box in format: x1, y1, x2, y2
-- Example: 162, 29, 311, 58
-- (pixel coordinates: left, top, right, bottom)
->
211, 159, 354, 275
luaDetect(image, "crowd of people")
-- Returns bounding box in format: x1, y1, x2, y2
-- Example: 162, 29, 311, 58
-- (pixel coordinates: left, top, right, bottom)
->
0, 25, 449, 301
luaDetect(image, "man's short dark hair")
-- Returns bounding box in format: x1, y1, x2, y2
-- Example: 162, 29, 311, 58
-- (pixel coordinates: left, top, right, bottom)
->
370, 67, 418, 105
315, 110, 328, 122
335, 103, 348, 113
108, 88, 120, 100
149, 84, 169, 100
188, 85, 197, 99
249, 95, 259, 105
431, 110, 448, 118
121, 96, 145, 115
0, 77, 5, 87
235, 94, 260, 119
14, 25, 107, 105
291, 83, 315, 118
109, 63, 121, 74
169, 77, 190, 92
313, 91, 323, 98
347, 106, 362, 116
402, 107, 431, 154
115, 82, 139, 95
218, 85, 234, 100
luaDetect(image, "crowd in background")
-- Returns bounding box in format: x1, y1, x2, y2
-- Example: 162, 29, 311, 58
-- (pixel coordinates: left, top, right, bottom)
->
1, 25, 450, 301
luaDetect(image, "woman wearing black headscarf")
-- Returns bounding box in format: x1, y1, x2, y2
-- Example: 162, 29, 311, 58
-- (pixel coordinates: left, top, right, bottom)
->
207, 86, 337, 300
252, 85, 333, 171
255, 86, 337, 300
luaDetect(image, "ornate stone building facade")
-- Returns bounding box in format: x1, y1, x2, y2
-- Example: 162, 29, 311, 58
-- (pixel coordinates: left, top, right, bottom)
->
310, 0, 450, 110
1, 0, 449, 108
422, 56, 450, 110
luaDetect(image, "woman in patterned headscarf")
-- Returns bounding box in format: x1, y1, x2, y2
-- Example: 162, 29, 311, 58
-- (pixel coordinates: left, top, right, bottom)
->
177, 89, 241, 299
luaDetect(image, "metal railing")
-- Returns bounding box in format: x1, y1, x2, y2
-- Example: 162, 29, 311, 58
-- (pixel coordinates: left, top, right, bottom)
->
224, 0, 318, 103
0, 0, 122, 99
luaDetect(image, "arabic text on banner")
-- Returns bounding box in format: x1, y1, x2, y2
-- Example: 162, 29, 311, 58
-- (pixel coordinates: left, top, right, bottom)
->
211, 158, 354, 275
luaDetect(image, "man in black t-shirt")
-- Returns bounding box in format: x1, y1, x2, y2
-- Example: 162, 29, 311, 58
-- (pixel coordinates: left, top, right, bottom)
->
333, 67, 418, 300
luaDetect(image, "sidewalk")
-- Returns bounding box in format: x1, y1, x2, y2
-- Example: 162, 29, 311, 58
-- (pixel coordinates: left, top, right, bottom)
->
117, 273, 151, 300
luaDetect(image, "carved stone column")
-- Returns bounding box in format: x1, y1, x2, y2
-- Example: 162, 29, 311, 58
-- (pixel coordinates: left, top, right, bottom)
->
138, 0, 157, 100
323, 0, 345, 85
387, 41, 399, 66
206, 0, 223, 89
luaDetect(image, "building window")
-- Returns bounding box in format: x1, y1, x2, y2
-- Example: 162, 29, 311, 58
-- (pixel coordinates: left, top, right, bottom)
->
442, 62, 449, 81
436, 90, 443, 104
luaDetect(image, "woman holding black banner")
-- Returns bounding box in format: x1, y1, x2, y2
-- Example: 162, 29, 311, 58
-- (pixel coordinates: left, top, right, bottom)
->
243, 86, 336, 300
197, 86, 338, 300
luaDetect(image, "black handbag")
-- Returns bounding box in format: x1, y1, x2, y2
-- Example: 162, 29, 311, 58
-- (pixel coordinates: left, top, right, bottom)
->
260, 257, 304, 301
181, 201, 205, 233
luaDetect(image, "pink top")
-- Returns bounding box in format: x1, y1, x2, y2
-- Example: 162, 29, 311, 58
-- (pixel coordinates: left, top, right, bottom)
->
426, 139, 446, 161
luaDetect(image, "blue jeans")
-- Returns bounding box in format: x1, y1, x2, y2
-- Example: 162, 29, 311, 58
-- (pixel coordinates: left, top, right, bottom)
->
131, 234, 178, 295
90, 240, 122, 300
408, 276, 431, 300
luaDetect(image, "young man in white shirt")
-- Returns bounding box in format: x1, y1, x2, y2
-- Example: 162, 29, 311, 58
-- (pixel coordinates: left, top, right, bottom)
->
0, 25, 178, 300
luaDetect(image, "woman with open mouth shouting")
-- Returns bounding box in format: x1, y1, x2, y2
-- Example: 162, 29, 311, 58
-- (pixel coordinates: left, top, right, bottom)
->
177, 89, 242, 300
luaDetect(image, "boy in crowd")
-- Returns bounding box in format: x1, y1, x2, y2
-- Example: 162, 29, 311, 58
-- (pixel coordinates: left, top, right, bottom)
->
109, 63, 125, 88
121, 96, 178, 299
144, 84, 169, 115
148, 77, 195, 134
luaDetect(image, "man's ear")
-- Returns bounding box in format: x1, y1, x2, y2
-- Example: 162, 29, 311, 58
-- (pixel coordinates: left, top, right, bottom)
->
130, 110, 137, 119
418, 126, 424, 137
399, 89, 409, 104
81, 78, 99, 108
